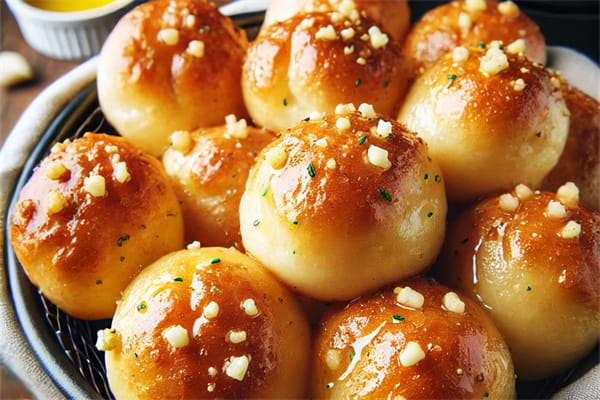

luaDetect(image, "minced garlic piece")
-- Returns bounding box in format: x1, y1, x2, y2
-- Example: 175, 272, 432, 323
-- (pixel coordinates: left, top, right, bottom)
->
225, 114, 248, 139
105, 145, 118, 153
45, 162, 67, 180
299, 17, 314, 30
465, 0, 486, 12
158, 28, 179, 45
394, 286, 424, 309
309, 111, 326, 120
399, 341, 426, 367
326, 158, 337, 169
203, 301, 220, 319
335, 103, 356, 115
498, 1, 519, 16
96, 328, 118, 351
520, 67, 530, 73
208, 367, 218, 377
241, 298, 259, 316
330, 12, 343, 23
506, 38, 526, 55
225, 355, 250, 381
187, 240, 201, 249
84, 174, 106, 197
556, 182, 579, 207
113, 161, 131, 183
207, 383, 216, 392
344, 45, 355, 55
184, 14, 196, 28
360, 33, 369, 41
339, 0, 357, 16
170, 130, 192, 154
336, 117, 351, 131
186, 40, 205, 58
453, 46, 470, 62
265, 146, 288, 169
480, 47, 509, 75
376, 119, 392, 137
560, 221, 581, 239
499, 193, 519, 211
512, 78, 526, 91
325, 349, 341, 370
546, 200, 567, 218
340, 27, 355, 40
358, 103, 376, 119
443, 292, 465, 314
367, 145, 391, 170
315, 138, 328, 148
368, 26, 389, 48
458, 12, 472, 31
163, 325, 189, 348
227, 330, 247, 344
356, 57, 366, 65
515, 184, 533, 200
315, 25, 337, 40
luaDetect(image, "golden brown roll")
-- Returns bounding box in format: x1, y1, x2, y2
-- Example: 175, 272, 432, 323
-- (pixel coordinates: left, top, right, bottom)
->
541, 77, 600, 210
100, 246, 311, 399
262, 0, 411, 42
97, 0, 248, 156
9, 133, 184, 320
242, 12, 410, 133
161, 116, 276, 249
311, 276, 516, 399
397, 45, 569, 204
404, 0, 546, 74
436, 184, 600, 380
239, 106, 447, 301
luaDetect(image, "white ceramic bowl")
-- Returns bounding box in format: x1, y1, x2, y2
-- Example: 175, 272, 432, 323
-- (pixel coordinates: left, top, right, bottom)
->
6, 0, 140, 60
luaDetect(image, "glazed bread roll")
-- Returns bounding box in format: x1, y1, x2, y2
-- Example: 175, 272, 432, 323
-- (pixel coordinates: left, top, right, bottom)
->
9, 133, 184, 320
262, 0, 411, 42
97, 0, 248, 156
311, 276, 516, 399
404, 0, 545, 74
397, 45, 569, 204
541, 77, 599, 210
242, 12, 410, 133
239, 105, 447, 301
161, 116, 276, 249
436, 183, 600, 380
100, 246, 311, 399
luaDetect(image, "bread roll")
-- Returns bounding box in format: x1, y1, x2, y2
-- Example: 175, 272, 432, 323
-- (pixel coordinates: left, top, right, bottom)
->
239, 105, 447, 301
100, 246, 311, 399
311, 276, 516, 399
262, 0, 410, 42
397, 45, 569, 204
541, 77, 599, 210
404, 0, 545, 74
9, 133, 184, 319
97, 0, 248, 156
436, 184, 600, 380
161, 116, 276, 249
243, 12, 410, 133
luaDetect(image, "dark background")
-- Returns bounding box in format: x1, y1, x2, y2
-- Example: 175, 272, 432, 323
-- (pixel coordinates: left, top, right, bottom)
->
409, 0, 600, 62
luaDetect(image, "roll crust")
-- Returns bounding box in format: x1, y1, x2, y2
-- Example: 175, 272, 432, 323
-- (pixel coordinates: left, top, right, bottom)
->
104, 247, 311, 399
397, 45, 569, 204
97, 0, 248, 155
436, 186, 600, 380
161, 122, 276, 249
311, 276, 516, 399
240, 108, 447, 301
243, 12, 410, 132
9, 133, 184, 319
404, 0, 545, 74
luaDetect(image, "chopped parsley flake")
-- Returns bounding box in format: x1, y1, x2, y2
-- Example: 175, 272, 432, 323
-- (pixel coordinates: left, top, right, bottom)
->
96, 280, 103, 285
117, 234, 130, 247
392, 315, 405, 322
253, 219, 260, 226
349, 348, 356, 361
354, 78, 361, 87
526, 285, 532, 291
210, 258, 221, 264
307, 162, 316, 178
424, 173, 429, 180
261, 187, 269, 196
283, 98, 288, 106
377, 189, 392, 202
447, 74, 457, 88
358, 135, 367, 145
136, 302, 147, 313
479, 41, 485, 49
210, 286, 221, 294
427, 211, 434, 218
173, 277, 183, 282
434, 175, 441, 183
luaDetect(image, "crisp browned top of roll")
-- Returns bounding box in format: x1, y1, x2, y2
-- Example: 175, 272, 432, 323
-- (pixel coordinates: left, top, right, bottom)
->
404, 0, 545, 74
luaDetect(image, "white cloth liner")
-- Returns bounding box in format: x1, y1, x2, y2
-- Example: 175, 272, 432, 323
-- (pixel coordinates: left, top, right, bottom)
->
0, 20, 598, 399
